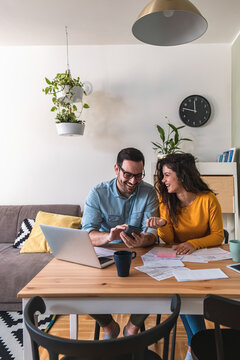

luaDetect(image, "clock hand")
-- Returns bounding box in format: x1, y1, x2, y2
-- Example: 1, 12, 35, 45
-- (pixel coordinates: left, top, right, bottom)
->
182, 108, 196, 112
193, 100, 197, 113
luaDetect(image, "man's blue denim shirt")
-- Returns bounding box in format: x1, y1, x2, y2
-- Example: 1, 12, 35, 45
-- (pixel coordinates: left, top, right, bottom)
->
81, 178, 159, 243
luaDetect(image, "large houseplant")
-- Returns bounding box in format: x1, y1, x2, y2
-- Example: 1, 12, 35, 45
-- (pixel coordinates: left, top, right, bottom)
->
43, 71, 90, 135
152, 116, 192, 155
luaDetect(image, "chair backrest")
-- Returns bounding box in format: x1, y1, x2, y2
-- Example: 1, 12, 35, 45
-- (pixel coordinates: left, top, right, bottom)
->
223, 229, 229, 244
24, 294, 181, 360
204, 294, 240, 330
204, 294, 240, 360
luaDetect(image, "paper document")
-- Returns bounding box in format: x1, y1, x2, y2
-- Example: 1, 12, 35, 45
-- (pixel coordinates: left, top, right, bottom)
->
141, 256, 184, 268
192, 248, 232, 261
144, 247, 178, 258
173, 268, 228, 282
136, 266, 190, 281
152, 246, 232, 263
94, 247, 114, 257
181, 254, 208, 263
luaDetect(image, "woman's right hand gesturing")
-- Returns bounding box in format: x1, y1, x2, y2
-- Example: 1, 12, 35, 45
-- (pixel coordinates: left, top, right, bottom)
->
146, 217, 167, 230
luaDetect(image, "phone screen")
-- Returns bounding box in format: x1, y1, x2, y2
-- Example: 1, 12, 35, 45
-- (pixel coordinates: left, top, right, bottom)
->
227, 263, 240, 273
230, 264, 240, 271
124, 225, 141, 239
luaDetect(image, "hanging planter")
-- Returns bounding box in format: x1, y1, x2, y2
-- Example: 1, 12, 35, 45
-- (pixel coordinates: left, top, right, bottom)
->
42, 71, 91, 136
56, 85, 84, 104
42, 27, 92, 136
56, 122, 85, 136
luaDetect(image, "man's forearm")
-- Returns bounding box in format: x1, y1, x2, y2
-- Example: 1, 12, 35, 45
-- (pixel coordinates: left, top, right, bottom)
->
89, 230, 110, 247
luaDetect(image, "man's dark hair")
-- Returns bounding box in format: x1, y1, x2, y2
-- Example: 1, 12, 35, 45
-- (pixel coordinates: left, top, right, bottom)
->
117, 148, 145, 167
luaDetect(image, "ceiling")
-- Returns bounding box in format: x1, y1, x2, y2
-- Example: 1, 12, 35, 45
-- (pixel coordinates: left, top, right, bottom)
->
0, 0, 240, 46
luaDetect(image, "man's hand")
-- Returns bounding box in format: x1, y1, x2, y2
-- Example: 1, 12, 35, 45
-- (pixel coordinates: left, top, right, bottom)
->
146, 217, 167, 230
89, 224, 128, 246
107, 224, 128, 243
175, 242, 195, 255
120, 231, 155, 248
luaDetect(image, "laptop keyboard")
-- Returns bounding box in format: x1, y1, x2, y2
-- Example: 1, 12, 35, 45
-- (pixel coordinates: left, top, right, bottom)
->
99, 256, 112, 264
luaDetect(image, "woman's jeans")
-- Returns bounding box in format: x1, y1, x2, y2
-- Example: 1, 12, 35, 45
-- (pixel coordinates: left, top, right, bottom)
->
181, 314, 206, 346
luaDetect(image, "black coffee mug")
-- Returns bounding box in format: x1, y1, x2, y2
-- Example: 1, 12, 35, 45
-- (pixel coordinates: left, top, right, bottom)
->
114, 250, 137, 277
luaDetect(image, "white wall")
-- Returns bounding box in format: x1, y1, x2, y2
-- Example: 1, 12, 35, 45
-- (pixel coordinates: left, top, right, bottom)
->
0, 44, 231, 209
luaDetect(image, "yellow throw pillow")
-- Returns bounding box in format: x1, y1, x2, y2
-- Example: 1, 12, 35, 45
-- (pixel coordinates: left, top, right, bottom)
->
20, 211, 82, 253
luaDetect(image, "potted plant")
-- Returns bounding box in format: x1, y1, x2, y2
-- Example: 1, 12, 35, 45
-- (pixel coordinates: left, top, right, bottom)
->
42, 71, 91, 136
152, 116, 192, 156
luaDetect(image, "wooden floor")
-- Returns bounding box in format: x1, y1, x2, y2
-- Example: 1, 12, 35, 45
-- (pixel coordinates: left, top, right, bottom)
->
39, 314, 191, 360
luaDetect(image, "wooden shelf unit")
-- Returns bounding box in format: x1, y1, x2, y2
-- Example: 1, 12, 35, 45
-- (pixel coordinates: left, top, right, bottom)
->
197, 162, 239, 239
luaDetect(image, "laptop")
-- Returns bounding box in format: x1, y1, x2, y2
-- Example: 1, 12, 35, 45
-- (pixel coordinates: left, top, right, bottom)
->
40, 224, 115, 268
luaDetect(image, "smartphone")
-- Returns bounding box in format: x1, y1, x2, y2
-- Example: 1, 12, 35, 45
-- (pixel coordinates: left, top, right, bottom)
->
226, 263, 240, 274
124, 225, 142, 239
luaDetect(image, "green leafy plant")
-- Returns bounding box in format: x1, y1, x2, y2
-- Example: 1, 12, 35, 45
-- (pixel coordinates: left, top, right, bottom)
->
152, 116, 192, 154
42, 71, 90, 124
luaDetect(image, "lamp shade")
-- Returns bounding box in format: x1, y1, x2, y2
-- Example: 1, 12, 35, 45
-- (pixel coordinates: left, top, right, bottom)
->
132, 0, 208, 46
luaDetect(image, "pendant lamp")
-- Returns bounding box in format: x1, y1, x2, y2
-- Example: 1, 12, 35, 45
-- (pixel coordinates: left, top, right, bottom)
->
132, 0, 208, 46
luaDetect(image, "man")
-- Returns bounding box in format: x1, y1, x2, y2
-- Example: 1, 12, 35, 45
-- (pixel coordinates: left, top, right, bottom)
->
82, 147, 159, 338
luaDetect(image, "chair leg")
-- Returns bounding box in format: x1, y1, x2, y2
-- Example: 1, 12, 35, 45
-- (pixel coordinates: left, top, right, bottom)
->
170, 323, 177, 360
94, 321, 101, 340
156, 314, 161, 325
70, 314, 78, 339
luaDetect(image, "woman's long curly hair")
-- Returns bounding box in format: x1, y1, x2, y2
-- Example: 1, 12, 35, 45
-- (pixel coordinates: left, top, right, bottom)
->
155, 153, 213, 225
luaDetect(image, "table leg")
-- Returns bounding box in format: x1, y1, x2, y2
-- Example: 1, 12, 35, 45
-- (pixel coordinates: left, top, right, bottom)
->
22, 298, 32, 360
70, 314, 78, 339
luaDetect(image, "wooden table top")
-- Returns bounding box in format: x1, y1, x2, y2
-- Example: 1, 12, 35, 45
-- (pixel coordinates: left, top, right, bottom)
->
18, 244, 240, 299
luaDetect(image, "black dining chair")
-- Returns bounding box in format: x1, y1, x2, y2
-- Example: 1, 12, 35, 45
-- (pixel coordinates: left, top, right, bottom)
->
223, 229, 229, 244
191, 294, 240, 360
24, 294, 181, 360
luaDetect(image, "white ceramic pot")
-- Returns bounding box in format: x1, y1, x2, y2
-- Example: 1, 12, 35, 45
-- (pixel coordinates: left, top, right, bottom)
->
56, 86, 83, 104
157, 154, 167, 159
56, 123, 85, 136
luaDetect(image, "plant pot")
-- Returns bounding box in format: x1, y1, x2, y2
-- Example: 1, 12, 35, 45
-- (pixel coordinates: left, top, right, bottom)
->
157, 154, 167, 159
56, 86, 83, 104
56, 123, 85, 136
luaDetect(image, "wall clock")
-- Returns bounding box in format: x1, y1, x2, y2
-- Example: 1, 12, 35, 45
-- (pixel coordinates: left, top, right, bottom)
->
179, 95, 211, 127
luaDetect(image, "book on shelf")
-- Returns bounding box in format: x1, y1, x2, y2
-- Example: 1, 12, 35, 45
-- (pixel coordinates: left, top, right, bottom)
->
217, 148, 237, 162
228, 148, 236, 162
223, 151, 229, 162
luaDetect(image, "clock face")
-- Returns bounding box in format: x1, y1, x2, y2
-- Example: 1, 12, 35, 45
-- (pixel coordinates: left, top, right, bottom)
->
179, 95, 211, 127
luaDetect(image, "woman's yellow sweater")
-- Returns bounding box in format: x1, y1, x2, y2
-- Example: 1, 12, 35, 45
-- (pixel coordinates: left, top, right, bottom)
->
158, 192, 224, 249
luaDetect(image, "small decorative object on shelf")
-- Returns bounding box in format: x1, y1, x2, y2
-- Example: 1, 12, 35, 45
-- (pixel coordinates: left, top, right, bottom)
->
42, 27, 92, 136
217, 148, 237, 162
151, 116, 192, 156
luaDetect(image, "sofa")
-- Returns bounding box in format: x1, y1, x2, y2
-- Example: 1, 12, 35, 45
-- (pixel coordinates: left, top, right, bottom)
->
0, 204, 81, 311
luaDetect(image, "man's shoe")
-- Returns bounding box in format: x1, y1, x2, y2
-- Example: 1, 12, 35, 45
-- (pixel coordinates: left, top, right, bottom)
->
103, 323, 120, 340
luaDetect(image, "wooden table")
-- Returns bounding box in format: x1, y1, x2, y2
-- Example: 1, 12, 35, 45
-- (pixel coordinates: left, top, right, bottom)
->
18, 245, 240, 359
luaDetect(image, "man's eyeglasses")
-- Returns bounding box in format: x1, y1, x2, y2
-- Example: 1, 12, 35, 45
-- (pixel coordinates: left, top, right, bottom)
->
118, 164, 145, 181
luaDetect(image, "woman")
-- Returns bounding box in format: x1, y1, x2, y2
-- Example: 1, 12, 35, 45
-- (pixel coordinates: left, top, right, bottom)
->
146, 153, 224, 360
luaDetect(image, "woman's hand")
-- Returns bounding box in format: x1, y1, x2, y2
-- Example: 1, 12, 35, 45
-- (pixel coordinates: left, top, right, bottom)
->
146, 217, 167, 230
175, 242, 195, 255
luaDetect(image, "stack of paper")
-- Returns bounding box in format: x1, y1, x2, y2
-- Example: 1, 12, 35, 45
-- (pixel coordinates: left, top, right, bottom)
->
172, 268, 228, 282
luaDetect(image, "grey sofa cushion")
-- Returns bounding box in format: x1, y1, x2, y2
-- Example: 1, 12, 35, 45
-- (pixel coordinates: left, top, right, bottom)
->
0, 204, 81, 243
0, 243, 53, 311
